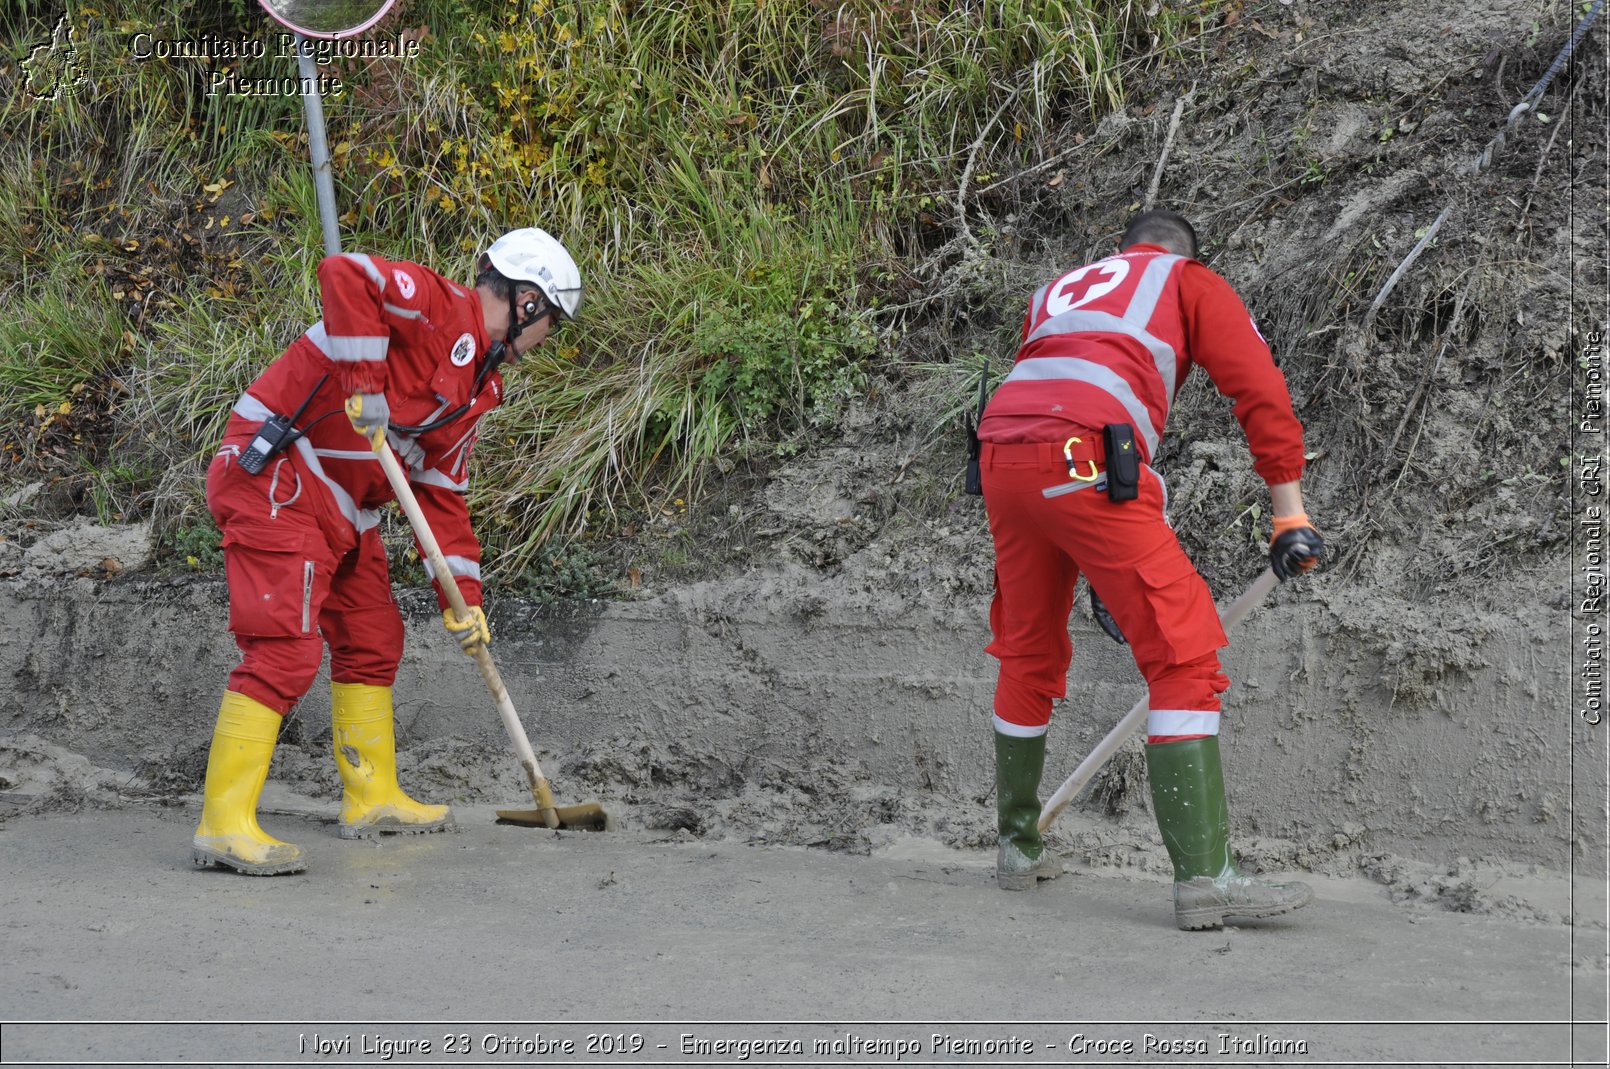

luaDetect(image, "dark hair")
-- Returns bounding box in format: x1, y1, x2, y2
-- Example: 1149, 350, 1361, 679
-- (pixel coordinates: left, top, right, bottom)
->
475, 260, 518, 300
1119, 209, 1198, 258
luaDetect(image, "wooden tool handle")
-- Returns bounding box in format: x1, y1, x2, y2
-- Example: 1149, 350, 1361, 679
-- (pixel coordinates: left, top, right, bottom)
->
1037, 567, 1280, 834
375, 445, 556, 823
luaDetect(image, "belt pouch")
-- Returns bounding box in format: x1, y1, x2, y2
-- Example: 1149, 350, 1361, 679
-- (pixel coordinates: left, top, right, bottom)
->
1103, 422, 1141, 502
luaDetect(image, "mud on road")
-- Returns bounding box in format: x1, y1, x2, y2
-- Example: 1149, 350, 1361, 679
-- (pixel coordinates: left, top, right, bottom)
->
0, 802, 1603, 1065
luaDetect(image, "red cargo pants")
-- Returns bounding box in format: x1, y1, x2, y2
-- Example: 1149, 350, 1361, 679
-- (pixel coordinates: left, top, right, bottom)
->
206, 443, 405, 715
981, 440, 1229, 743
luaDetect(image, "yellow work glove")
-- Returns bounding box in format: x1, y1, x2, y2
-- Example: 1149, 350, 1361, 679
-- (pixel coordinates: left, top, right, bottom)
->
441, 606, 490, 653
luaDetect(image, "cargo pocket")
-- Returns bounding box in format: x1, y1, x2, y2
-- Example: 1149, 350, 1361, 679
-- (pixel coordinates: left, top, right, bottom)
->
1134, 551, 1226, 665
222, 523, 318, 637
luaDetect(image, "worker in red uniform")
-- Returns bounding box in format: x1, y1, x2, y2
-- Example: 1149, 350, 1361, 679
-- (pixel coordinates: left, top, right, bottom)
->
191, 228, 582, 876
978, 209, 1323, 929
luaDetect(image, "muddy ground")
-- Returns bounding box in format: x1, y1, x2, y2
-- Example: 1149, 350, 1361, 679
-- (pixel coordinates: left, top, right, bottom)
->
1, 804, 1605, 1066
2, 0, 1607, 1058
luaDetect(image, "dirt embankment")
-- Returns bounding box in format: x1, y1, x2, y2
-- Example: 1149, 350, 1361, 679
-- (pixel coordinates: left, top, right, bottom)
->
3, 0, 1605, 925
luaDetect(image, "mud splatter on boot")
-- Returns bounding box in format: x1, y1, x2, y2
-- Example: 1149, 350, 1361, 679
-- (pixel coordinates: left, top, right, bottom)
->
995, 729, 1062, 891
331, 683, 454, 839
1146, 736, 1311, 929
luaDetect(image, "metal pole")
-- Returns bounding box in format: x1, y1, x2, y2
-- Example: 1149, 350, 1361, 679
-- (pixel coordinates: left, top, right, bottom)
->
295, 34, 342, 257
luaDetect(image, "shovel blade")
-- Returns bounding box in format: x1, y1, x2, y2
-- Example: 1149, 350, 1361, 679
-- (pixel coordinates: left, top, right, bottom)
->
495, 802, 610, 831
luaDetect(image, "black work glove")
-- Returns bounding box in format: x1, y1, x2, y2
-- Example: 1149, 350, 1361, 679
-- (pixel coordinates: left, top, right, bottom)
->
1269, 514, 1325, 580
1090, 586, 1127, 645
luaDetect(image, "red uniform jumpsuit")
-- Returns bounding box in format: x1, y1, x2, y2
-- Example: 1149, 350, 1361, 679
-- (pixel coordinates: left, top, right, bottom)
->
207, 253, 500, 714
978, 244, 1306, 743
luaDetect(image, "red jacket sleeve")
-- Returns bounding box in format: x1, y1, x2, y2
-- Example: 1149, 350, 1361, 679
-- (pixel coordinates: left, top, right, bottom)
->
1180, 263, 1307, 485
316, 253, 399, 395
405, 408, 488, 610
411, 479, 484, 610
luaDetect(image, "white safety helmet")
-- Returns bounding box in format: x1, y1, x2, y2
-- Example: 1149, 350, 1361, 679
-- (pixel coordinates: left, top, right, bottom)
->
481, 227, 583, 321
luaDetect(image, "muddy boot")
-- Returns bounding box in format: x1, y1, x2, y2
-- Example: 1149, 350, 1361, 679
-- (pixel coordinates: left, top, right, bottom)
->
995, 729, 1062, 891
191, 692, 306, 876
1172, 872, 1315, 930
331, 682, 454, 840
1146, 736, 1311, 930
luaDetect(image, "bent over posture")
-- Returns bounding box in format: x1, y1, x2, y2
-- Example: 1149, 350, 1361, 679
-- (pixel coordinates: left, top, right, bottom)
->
978, 210, 1323, 928
192, 228, 582, 875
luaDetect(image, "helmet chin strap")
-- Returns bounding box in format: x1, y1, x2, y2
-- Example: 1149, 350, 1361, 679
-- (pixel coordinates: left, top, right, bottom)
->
485, 289, 546, 366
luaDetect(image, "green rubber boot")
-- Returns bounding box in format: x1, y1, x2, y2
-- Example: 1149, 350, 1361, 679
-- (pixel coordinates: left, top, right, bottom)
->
1146, 736, 1312, 930
994, 730, 1062, 891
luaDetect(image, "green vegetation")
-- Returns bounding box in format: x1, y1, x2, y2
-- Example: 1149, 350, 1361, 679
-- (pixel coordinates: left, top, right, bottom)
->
1, 0, 1210, 579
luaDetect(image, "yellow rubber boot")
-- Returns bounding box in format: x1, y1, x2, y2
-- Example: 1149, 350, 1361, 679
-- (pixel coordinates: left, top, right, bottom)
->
191, 692, 306, 876
331, 682, 454, 839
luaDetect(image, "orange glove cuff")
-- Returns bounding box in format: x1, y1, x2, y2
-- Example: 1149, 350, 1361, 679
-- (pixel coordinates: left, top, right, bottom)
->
1271, 513, 1311, 538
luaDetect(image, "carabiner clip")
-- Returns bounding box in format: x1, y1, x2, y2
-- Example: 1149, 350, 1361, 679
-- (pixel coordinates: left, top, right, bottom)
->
1063, 436, 1100, 482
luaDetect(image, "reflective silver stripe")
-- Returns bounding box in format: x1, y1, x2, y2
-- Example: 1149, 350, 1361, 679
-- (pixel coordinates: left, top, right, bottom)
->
327, 335, 388, 362
1123, 254, 1184, 406
1024, 309, 1178, 402
291, 436, 381, 532
1002, 357, 1160, 456
312, 448, 379, 461
383, 302, 424, 320
1029, 279, 1054, 318
304, 320, 333, 356
991, 714, 1048, 738
301, 561, 314, 633
233, 391, 275, 421
1147, 709, 1220, 737
419, 397, 453, 426
437, 423, 478, 478
421, 555, 481, 581
234, 392, 378, 533
340, 252, 386, 289
1123, 253, 1181, 329
409, 467, 469, 493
